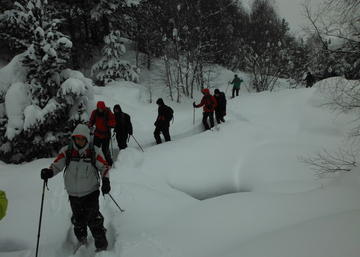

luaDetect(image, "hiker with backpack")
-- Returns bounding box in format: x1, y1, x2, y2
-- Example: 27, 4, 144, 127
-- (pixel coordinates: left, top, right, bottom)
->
88, 101, 116, 166
193, 88, 218, 130
113, 104, 133, 150
0, 190, 7, 220
305, 71, 315, 88
230, 74, 243, 98
40, 124, 111, 252
214, 89, 226, 123
154, 98, 173, 144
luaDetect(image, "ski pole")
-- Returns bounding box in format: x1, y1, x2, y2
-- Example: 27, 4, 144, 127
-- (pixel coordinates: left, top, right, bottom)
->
131, 135, 144, 152
110, 134, 114, 158
110, 133, 116, 168
35, 180, 47, 257
193, 107, 195, 125
108, 193, 125, 212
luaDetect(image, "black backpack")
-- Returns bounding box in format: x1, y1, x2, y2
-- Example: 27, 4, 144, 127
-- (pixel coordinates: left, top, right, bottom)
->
164, 106, 174, 122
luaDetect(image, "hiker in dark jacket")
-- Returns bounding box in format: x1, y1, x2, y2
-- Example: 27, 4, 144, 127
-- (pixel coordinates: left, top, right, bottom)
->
40, 124, 110, 252
113, 104, 133, 150
88, 101, 116, 165
230, 74, 243, 98
305, 72, 315, 88
193, 88, 218, 130
154, 98, 173, 144
214, 89, 226, 123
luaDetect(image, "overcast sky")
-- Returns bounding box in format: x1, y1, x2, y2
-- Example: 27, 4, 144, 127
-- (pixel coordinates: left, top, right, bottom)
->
246, 0, 324, 34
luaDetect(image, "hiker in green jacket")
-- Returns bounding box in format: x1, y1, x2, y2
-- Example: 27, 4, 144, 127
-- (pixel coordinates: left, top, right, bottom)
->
230, 74, 243, 98
0, 190, 8, 220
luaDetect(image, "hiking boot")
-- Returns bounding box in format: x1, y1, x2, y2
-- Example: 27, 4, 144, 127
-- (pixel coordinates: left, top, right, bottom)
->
78, 237, 87, 245
95, 246, 107, 252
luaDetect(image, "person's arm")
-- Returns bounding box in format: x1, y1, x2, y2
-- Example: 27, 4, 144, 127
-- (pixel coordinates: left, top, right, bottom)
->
88, 111, 95, 128
212, 96, 218, 109
41, 146, 68, 181
193, 97, 205, 108
94, 147, 111, 194
95, 147, 110, 178
49, 146, 68, 176
128, 115, 133, 135
107, 110, 116, 128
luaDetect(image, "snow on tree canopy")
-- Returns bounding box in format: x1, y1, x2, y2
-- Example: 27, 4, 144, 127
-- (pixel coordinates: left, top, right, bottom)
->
61, 69, 85, 80
34, 27, 45, 38
4, 82, 30, 140
60, 78, 87, 97
0, 52, 28, 93
57, 37, 72, 48
125, 0, 140, 6
23, 99, 60, 131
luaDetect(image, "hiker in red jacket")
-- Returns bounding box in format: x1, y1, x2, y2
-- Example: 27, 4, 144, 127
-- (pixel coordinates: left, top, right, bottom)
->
193, 88, 218, 130
88, 101, 116, 165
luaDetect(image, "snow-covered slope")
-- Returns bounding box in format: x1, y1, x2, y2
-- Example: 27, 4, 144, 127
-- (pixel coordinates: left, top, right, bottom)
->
0, 75, 359, 257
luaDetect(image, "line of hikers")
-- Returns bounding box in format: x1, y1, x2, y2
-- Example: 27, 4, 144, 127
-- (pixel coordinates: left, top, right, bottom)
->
36, 74, 244, 253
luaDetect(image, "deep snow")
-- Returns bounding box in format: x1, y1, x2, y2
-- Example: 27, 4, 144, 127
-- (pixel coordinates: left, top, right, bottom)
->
1, 75, 360, 257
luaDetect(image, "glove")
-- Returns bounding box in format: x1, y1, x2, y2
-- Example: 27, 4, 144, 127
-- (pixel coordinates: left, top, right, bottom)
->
101, 177, 111, 195
41, 168, 53, 180
193, 102, 196, 108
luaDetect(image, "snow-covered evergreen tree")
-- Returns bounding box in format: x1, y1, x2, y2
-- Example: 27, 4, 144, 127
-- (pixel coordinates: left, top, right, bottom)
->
0, 0, 95, 163
92, 30, 139, 85
0, 0, 40, 51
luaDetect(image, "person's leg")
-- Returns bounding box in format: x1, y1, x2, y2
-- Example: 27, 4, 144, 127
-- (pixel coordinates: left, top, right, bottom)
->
220, 112, 225, 122
209, 112, 215, 128
202, 112, 210, 130
85, 191, 108, 250
236, 88, 239, 96
93, 136, 102, 148
116, 133, 128, 149
162, 127, 171, 142
101, 138, 113, 166
232, 87, 235, 98
153, 126, 162, 144
215, 110, 221, 124
69, 196, 88, 242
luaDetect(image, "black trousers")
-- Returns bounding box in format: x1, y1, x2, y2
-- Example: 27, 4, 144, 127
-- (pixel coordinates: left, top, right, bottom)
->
69, 190, 108, 249
215, 110, 225, 123
202, 112, 214, 130
115, 132, 128, 150
232, 88, 239, 98
154, 126, 171, 144
93, 136, 113, 165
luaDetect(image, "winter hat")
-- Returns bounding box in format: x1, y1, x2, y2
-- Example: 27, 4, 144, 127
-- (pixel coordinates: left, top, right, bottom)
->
97, 101, 106, 110
71, 124, 90, 148
113, 104, 122, 112
201, 88, 210, 95
156, 98, 164, 105
214, 89, 220, 94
